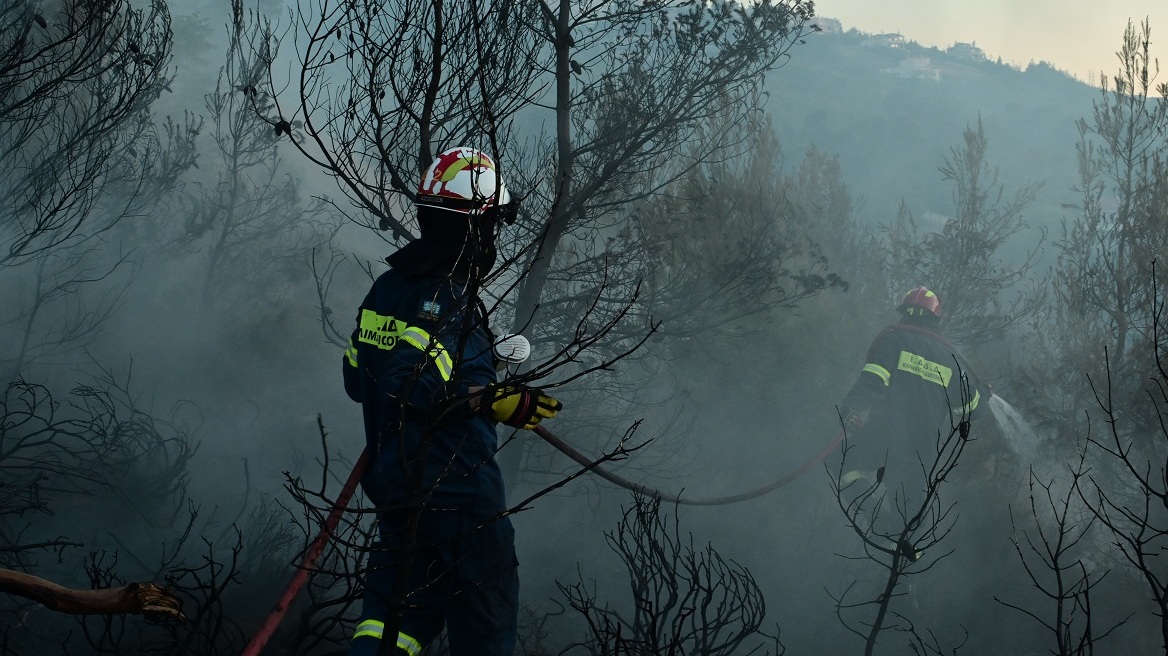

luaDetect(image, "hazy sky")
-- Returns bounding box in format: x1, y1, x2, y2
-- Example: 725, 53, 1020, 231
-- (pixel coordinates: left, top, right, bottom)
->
818, 0, 1168, 85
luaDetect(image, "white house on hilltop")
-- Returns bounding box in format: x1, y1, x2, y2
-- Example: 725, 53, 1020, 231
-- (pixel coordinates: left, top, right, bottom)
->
883, 56, 941, 81
948, 42, 986, 62
862, 33, 905, 48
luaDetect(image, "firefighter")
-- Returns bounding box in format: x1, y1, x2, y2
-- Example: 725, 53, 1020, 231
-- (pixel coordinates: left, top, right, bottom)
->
342, 146, 562, 656
838, 287, 992, 506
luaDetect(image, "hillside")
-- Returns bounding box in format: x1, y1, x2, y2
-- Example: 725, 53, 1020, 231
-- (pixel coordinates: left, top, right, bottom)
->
763, 28, 1100, 252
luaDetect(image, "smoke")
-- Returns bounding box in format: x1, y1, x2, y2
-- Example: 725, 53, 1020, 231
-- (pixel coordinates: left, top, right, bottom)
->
6, 2, 1168, 653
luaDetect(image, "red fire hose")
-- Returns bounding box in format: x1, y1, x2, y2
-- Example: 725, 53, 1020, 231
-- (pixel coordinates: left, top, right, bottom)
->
240, 425, 844, 653
239, 447, 370, 656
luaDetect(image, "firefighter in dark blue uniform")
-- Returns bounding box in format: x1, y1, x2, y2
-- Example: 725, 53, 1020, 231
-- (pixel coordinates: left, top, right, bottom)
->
343, 147, 562, 656
839, 287, 992, 505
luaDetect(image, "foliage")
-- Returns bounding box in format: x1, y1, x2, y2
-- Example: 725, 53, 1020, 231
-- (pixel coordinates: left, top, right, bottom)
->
11, 4, 1168, 656
259, 0, 544, 241
881, 117, 1046, 346
0, 0, 197, 377
1015, 21, 1168, 439
1076, 267, 1168, 653
624, 120, 846, 350
995, 453, 1126, 655
0, 367, 195, 569
559, 494, 780, 656
0, 0, 176, 265
163, 1, 337, 323
830, 397, 975, 656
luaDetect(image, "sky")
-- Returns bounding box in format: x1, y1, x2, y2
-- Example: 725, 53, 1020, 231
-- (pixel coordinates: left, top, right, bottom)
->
817, 0, 1168, 85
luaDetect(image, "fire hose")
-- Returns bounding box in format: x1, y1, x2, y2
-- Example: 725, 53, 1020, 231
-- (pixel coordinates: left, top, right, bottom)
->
239, 424, 844, 654
533, 425, 846, 506
239, 447, 370, 656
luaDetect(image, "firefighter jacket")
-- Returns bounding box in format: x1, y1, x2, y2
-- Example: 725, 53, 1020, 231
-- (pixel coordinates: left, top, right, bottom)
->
342, 266, 503, 516
841, 320, 990, 460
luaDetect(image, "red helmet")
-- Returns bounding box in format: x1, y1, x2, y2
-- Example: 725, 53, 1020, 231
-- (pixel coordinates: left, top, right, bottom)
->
898, 286, 941, 318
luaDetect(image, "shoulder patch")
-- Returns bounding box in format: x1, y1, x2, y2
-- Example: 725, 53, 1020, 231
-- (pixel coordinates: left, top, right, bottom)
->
418, 300, 441, 322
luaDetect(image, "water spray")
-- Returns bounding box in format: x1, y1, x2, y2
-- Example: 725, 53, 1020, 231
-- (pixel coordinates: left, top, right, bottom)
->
986, 393, 1043, 463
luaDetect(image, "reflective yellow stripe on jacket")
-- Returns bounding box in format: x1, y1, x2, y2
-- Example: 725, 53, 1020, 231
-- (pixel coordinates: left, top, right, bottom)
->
400, 325, 453, 381
953, 389, 981, 416
862, 363, 891, 386
351, 620, 422, 656
345, 337, 358, 368
354, 310, 453, 382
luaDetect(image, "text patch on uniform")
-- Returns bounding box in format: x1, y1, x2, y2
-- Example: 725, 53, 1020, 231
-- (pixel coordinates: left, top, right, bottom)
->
897, 351, 952, 387
359, 310, 405, 349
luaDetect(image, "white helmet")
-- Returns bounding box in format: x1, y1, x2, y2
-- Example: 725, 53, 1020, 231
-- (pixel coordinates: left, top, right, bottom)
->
417, 147, 512, 215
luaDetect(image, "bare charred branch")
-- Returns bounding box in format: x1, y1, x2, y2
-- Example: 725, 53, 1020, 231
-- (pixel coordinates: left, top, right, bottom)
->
0, 568, 183, 621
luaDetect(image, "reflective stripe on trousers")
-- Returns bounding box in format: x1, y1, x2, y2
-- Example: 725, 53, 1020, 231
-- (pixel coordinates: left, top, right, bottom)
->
352, 619, 422, 656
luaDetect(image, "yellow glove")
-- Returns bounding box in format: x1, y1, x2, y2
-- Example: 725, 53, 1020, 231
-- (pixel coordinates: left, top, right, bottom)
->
486, 385, 563, 429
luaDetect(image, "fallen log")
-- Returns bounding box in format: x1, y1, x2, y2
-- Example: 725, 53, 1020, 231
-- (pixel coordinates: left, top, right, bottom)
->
0, 568, 183, 621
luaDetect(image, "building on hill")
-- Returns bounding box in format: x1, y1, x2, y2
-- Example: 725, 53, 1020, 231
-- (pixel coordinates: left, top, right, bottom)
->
883, 56, 941, 81
862, 33, 905, 48
948, 42, 986, 62
810, 17, 843, 34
